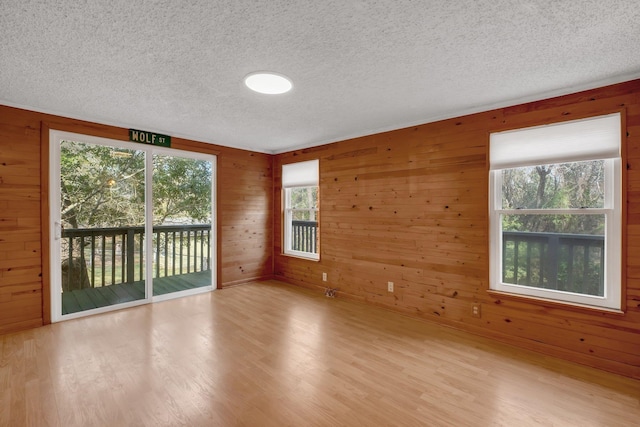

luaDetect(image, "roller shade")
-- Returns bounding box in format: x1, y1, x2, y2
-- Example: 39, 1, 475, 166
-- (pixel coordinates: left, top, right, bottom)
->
490, 113, 620, 170
282, 159, 319, 188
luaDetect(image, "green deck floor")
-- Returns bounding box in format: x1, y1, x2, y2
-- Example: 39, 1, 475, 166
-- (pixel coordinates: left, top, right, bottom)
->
61, 270, 212, 315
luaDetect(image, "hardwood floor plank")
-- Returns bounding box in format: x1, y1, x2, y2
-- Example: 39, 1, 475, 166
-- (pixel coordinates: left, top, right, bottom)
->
2, 280, 639, 426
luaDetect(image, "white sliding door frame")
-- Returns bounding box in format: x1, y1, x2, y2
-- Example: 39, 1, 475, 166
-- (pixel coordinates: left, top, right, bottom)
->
49, 130, 217, 322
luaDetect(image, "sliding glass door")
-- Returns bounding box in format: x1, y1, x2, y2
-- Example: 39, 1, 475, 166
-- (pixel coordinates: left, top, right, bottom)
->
152, 153, 213, 299
50, 131, 216, 321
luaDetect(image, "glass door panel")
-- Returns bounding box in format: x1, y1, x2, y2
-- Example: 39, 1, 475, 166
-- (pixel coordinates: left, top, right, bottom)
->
152, 153, 213, 297
59, 140, 146, 315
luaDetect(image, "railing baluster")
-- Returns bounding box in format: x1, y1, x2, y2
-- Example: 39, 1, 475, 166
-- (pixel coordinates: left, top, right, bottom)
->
305, 225, 309, 252
189, 231, 198, 272
525, 241, 532, 285
164, 231, 169, 277
513, 239, 519, 284
502, 235, 508, 282
299, 224, 303, 251
200, 230, 204, 271
90, 234, 96, 287
126, 229, 135, 284
179, 231, 184, 275
538, 242, 544, 287
172, 231, 177, 276
599, 244, 605, 295
547, 234, 559, 290
138, 230, 144, 281
312, 225, 316, 253
187, 230, 190, 274
155, 229, 160, 279
292, 223, 297, 251
207, 229, 211, 271
67, 235, 73, 288
120, 234, 124, 283
583, 244, 590, 294
79, 236, 86, 288
111, 235, 116, 286
101, 235, 106, 287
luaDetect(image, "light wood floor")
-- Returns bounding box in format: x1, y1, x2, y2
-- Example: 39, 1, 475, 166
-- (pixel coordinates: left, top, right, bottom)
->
1, 280, 639, 426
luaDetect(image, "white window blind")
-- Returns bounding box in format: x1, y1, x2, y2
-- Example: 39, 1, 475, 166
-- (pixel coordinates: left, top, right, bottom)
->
282, 160, 319, 188
490, 113, 620, 170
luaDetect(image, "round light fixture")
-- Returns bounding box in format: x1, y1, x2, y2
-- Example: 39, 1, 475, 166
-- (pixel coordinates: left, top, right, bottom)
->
244, 72, 293, 94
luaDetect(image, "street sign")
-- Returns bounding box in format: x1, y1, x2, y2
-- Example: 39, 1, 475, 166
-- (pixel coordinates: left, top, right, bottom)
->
129, 129, 171, 147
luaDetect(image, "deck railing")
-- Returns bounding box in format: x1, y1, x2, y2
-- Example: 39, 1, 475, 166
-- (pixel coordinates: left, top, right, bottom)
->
62, 224, 211, 290
63, 223, 601, 295
291, 220, 318, 254
502, 231, 605, 296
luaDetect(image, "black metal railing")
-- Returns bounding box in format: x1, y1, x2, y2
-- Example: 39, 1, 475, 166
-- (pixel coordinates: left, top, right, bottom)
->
61, 224, 211, 290
291, 220, 318, 254
502, 231, 605, 296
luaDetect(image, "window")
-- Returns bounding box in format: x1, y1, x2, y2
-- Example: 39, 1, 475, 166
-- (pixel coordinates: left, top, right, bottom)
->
282, 160, 319, 260
489, 113, 621, 310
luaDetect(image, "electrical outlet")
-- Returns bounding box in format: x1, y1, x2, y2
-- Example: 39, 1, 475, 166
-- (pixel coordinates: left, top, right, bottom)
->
322, 272, 327, 282
472, 304, 481, 318
387, 281, 394, 292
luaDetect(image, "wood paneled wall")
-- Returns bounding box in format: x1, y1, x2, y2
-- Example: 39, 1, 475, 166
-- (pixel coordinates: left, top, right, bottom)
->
2, 80, 639, 378
274, 79, 640, 379
0, 105, 273, 334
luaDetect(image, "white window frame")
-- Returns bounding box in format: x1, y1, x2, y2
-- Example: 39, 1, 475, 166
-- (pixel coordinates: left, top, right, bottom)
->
282, 160, 319, 260
489, 113, 622, 310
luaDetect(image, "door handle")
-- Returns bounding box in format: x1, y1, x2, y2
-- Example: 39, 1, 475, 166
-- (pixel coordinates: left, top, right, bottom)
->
54, 222, 62, 240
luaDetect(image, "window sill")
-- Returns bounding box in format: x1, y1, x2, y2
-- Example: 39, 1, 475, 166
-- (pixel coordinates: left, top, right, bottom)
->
282, 251, 320, 262
487, 290, 625, 316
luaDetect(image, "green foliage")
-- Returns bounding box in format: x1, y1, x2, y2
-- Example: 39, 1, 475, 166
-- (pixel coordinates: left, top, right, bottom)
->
153, 155, 211, 224
502, 160, 605, 234
61, 141, 145, 228
60, 141, 212, 229
289, 186, 318, 221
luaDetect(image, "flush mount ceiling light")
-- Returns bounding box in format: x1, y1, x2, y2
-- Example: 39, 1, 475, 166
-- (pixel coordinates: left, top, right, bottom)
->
244, 72, 293, 94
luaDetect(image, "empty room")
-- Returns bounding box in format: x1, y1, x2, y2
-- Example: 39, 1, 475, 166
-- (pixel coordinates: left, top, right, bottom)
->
1, 1, 640, 426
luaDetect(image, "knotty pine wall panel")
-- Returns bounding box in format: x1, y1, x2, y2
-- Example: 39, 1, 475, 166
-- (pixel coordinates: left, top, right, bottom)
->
0, 108, 42, 334
216, 149, 273, 286
274, 80, 640, 379
0, 104, 273, 334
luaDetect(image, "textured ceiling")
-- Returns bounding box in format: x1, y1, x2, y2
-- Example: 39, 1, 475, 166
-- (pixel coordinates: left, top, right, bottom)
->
2, 1, 640, 153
